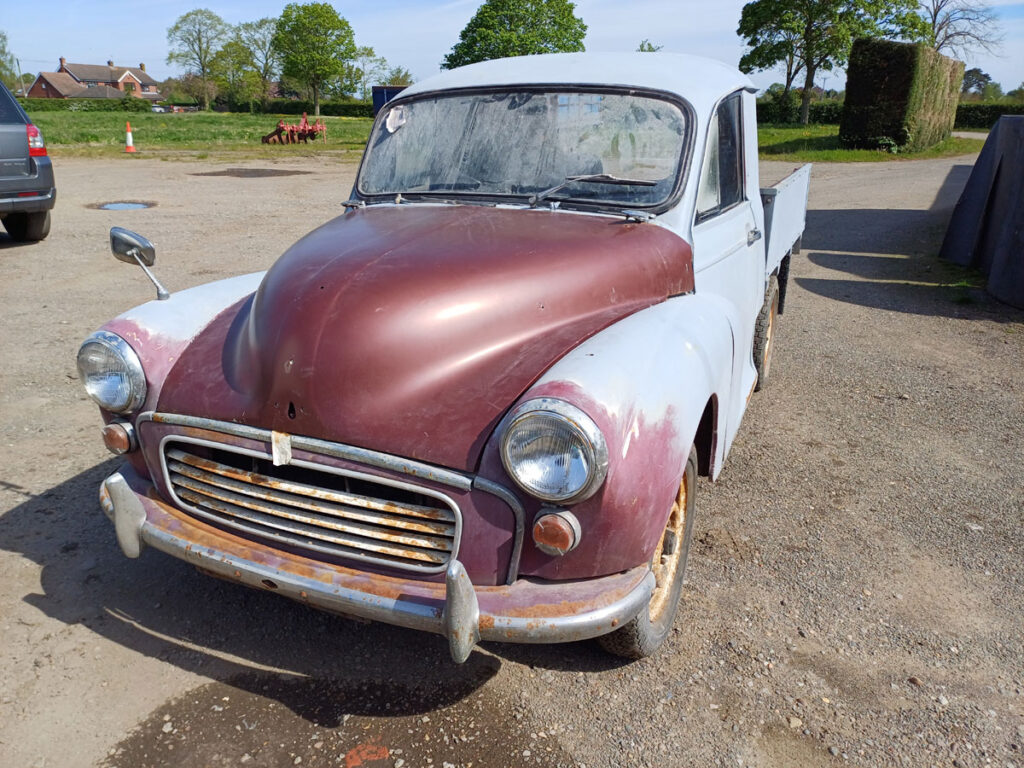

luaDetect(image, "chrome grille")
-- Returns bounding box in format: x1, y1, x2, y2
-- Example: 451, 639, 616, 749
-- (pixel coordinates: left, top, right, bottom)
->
162, 442, 459, 573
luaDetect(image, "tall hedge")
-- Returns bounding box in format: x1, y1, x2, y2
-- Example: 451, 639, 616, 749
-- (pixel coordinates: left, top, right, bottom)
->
956, 104, 1024, 129
259, 99, 373, 118
18, 97, 152, 113
840, 39, 963, 151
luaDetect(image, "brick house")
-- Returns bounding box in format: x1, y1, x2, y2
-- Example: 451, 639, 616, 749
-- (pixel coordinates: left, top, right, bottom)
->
27, 58, 162, 101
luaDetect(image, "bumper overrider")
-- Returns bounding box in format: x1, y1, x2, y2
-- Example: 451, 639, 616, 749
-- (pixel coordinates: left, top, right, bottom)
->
100, 465, 655, 662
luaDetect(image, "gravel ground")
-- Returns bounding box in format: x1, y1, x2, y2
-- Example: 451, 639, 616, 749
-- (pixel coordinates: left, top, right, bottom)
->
0, 152, 1021, 768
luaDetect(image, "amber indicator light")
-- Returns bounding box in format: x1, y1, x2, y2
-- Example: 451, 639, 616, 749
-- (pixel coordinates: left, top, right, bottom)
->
532, 512, 579, 556
101, 422, 136, 455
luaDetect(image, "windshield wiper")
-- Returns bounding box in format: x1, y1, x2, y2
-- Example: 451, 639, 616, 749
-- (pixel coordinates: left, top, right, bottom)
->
528, 173, 658, 207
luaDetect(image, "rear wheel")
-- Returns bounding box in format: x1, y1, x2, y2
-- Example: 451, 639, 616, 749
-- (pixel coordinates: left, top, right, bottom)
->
598, 447, 698, 659
2, 211, 51, 242
753, 274, 779, 392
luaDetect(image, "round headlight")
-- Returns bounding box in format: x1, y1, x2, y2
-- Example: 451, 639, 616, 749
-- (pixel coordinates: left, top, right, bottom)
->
76, 331, 147, 413
500, 398, 608, 504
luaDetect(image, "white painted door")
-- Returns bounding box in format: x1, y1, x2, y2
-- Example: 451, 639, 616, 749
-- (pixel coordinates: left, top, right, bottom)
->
690, 91, 763, 455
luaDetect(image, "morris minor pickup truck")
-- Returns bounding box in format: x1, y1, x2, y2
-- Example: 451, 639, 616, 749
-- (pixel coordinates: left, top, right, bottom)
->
78, 53, 810, 662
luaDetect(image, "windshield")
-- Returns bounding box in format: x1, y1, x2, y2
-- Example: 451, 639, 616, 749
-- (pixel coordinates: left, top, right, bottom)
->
358, 89, 689, 209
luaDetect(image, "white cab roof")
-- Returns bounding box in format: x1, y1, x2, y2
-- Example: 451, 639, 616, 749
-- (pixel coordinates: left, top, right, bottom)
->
400, 53, 753, 118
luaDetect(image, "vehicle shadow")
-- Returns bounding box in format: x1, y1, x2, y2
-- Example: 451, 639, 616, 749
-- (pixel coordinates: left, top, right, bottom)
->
801, 164, 974, 256
0, 460, 501, 724
0, 232, 39, 249
795, 249, 1024, 321
803, 208, 956, 256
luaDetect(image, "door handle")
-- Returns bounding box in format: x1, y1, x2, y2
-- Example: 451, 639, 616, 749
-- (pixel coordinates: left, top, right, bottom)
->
747, 228, 763, 246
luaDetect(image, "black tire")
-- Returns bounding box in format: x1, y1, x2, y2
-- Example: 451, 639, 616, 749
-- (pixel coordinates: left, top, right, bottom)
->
2, 211, 51, 242
598, 446, 698, 659
753, 274, 779, 392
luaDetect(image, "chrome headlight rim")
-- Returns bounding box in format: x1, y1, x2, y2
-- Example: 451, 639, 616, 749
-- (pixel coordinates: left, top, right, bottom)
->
500, 397, 609, 505
77, 330, 147, 414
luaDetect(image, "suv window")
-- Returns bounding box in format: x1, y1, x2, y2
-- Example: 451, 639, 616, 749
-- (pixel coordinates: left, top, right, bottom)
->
696, 92, 744, 220
0, 83, 28, 124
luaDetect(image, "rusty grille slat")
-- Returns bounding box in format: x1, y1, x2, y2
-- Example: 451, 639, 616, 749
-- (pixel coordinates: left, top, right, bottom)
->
176, 488, 448, 567
170, 470, 454, 554
167, 457, 454, 537
162, 444, 460, 571
175, 483, 449, 565
167, 448, 454, 524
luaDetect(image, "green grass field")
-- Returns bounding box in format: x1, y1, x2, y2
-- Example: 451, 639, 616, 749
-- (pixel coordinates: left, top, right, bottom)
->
31, 112, 985, 163
32, 111, 374, 158
758, 124, 985, 162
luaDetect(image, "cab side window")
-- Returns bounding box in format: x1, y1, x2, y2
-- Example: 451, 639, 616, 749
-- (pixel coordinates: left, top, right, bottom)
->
696, 92, 745, 221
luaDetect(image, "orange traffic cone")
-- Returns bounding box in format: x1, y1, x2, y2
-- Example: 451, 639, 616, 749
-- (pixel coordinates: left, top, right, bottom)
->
125, 121, 136, 153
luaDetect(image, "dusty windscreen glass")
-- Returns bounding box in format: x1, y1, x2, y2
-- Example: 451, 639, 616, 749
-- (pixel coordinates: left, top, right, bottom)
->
358, 90, 688, 208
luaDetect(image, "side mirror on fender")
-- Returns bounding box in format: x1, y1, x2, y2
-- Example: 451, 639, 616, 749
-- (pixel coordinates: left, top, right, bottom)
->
109, 226, 170, 300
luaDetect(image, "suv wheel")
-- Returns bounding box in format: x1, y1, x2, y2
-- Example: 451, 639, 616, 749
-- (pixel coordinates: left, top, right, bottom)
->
2, 211, 51, 242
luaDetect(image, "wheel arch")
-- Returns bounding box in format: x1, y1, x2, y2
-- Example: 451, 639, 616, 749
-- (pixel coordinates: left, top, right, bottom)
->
480, 295, 733, 580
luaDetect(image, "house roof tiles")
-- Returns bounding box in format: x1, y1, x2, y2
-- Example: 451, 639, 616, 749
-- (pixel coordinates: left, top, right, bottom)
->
63, 62, 159, 86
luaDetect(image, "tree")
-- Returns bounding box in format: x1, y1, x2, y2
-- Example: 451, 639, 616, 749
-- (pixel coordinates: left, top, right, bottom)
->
737, 6, 805, 97
961, 66, 991, 94
737, 0, 927, 125
212, 39, 261, 110
383, 66, 414, 86
637, 39, 663, 52
0, 30, 18, 90
1008, 83, 1024, 103
236, 18, 279, 109
273, 2, 356, 116
919, 0, 1002, 58
442, 0, 587, 69
979, 80, 1003, 101
352, 46, 388, 101
166, 9, 230, 110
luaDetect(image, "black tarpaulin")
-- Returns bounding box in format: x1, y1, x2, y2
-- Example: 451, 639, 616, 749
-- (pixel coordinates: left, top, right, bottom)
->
940, 116, 1024, 308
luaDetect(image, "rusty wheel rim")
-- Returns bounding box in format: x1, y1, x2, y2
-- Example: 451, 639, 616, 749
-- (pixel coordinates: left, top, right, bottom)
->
648, 468, 689, 623
763, 294, 777, 377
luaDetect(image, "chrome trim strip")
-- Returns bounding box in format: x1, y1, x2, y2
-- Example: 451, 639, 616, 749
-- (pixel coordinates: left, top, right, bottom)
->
472, 475, 524, 585
143, 412, 473, 491
158, 434, 462, 575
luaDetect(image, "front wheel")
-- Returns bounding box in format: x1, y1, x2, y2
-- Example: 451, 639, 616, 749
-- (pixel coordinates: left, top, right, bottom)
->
753, 274, 779, 392
598, 446, 698, 659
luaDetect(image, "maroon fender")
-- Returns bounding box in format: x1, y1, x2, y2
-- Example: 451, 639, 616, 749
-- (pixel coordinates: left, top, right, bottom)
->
158, 205, 694, 471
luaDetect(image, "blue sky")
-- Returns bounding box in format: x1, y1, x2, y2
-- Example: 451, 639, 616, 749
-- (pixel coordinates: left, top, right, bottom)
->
5, 0, 1023, 93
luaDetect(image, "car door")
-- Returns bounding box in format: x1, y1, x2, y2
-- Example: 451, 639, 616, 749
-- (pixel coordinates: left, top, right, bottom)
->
689, 91, 763, 455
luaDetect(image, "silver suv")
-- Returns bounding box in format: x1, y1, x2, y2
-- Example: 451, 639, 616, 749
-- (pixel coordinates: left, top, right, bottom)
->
0, 82, 55, 242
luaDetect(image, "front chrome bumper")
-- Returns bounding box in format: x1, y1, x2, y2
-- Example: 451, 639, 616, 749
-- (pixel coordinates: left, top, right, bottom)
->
99, 466, 654, 662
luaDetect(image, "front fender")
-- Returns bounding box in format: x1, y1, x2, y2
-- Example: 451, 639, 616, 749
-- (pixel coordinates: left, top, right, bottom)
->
479, 294, 733, 580
100, 272, 266, 414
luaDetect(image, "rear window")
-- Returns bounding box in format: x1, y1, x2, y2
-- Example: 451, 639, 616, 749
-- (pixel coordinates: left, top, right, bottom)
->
0, 84, 28, 124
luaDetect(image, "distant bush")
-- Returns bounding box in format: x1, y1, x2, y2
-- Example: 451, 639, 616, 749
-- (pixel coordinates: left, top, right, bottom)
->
757, 89, 800, 123
955, 103, 1024, 129
756, 99, 844, 125
258, 100, 374, 118
18, 97, 152, 113
811, 101, 844, 125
